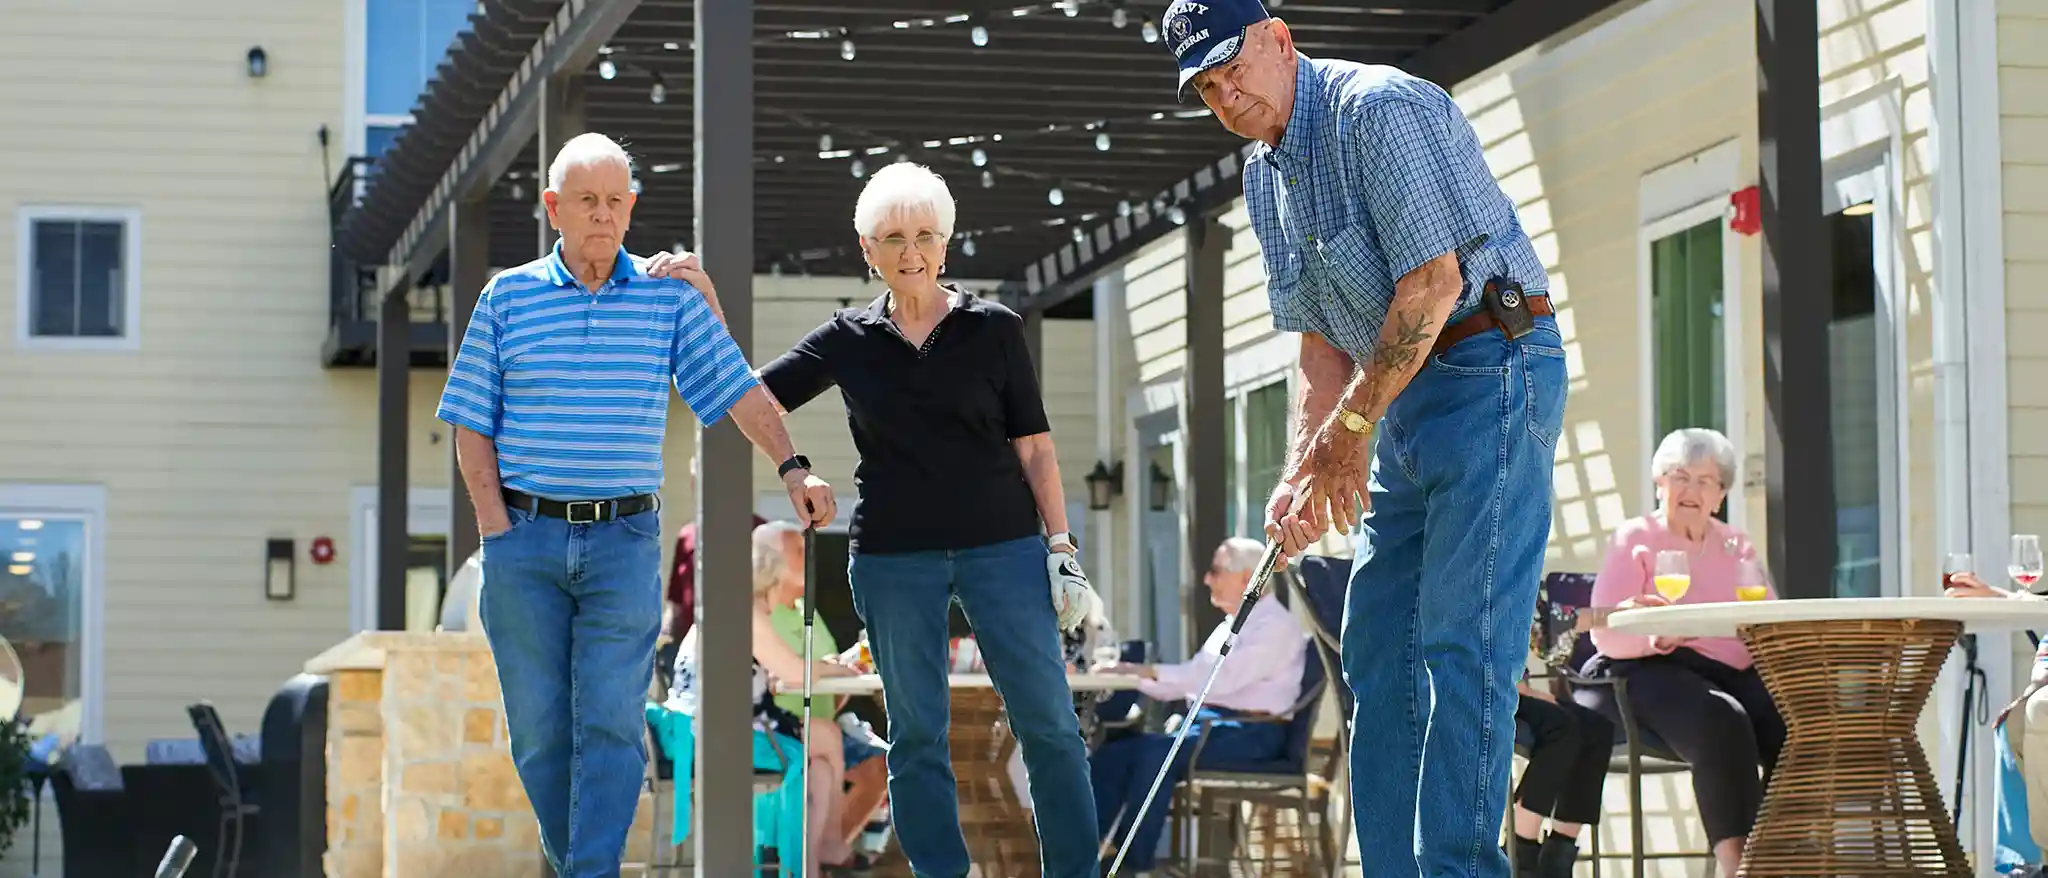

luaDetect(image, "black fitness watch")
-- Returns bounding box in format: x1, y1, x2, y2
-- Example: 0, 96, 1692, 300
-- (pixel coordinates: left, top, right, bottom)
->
778, 454, 813, 479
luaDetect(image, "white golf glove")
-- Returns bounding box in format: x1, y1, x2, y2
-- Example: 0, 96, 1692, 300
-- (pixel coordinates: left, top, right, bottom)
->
1048, 549, 1101, 632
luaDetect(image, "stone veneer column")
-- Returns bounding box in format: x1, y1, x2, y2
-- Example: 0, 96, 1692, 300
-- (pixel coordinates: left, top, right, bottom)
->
311, 632, 664, 878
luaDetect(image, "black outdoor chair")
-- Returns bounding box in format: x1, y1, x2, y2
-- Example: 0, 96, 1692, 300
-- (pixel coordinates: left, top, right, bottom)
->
1541, 572, 1716, 878
187, 702, 261, 878
50, 743, 136, 878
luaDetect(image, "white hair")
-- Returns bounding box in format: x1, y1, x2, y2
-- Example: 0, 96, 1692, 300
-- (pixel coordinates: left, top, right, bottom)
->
852, 162, 957, 240
546, 133, 634, 192
1650, 427, 1738, 485
750, 521, 805, 595
1216, 537, 1266, 574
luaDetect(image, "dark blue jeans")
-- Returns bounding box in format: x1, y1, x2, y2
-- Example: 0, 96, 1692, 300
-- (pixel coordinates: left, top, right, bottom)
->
479, 504, 664, 878
1090, 708, 1287, 870
1345, 318, 1567, 877
849, 534, 1098, 878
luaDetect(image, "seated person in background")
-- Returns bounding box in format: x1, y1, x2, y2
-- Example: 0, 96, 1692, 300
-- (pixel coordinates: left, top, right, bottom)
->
1512, 662, 1611, 876
1090, 537, 1307, 872
1576, 428, 1785, 878
671, 521, 886, 876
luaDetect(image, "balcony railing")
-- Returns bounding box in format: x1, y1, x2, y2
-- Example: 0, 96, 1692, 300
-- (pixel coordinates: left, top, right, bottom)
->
324, 156, 451, 369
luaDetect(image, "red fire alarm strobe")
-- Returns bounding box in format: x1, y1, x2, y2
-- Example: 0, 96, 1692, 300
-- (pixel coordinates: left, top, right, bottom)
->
310, 537, 336, 565
1729, 186, 1762, 236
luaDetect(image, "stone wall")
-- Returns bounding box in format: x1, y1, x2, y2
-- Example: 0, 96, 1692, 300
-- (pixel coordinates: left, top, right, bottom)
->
312, 632, 668, 877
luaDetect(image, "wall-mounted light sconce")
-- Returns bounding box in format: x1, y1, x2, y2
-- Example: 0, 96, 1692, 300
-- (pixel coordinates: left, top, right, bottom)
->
1148, 462, 1174, 512
265, 538, 296, 601
246, 46, 269, 78
1084, 460, 1124, 511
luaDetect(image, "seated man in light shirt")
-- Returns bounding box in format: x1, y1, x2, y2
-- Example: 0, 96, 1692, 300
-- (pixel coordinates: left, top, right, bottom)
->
1089, 537, 1308, 872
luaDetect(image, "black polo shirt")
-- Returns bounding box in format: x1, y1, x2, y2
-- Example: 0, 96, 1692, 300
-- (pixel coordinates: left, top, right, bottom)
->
759, 287, 1050, 554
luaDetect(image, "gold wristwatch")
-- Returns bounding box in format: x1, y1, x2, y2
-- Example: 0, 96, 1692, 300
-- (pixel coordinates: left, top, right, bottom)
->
1338, 408, 1373, 434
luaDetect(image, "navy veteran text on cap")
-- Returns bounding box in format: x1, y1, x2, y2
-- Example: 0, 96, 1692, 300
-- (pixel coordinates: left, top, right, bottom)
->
1164, 0, 1271, 99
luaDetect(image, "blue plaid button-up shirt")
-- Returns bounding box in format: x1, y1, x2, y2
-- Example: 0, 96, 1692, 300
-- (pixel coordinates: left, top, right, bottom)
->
1244, 57, 1548, 363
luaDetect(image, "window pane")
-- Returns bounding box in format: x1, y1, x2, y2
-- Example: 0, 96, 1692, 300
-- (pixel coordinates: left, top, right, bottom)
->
1244, 381, 1291, 534
1, 517, 85, 742
365, 0, 477, 117
366, 123, 406, 161
1649, 220, 1724, 440
76, 221, 124, 337
31, 220, 79, 337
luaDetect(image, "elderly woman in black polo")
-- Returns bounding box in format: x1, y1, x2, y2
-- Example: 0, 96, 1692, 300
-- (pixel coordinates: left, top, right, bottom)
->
647, 161, 1103, 878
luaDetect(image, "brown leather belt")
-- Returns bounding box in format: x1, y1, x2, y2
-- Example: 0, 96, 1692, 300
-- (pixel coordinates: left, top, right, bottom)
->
1430, 294, 1553, 357
502, 489, 659, 523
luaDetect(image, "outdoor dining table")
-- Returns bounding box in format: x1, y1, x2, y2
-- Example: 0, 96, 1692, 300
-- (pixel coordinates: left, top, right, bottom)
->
794, 671, 1142, 878
1607, 596, 2048, 877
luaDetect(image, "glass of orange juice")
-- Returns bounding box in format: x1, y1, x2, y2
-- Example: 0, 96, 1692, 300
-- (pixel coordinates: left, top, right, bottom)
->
1653, 551, 1690, 601
1735, 559, 1769, 602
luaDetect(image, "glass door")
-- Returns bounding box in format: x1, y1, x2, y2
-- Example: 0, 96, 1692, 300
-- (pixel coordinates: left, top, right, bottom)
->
1824, 159, 1902, 598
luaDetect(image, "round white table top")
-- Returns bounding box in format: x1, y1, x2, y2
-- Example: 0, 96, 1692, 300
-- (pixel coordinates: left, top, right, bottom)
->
792, 672, 1145, 696
1605, 596, 2048, 639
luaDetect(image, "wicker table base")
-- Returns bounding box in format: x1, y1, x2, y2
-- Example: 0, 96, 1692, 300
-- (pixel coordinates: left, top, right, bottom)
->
869, 688, 1041, 878
1738, 618, 1970, 877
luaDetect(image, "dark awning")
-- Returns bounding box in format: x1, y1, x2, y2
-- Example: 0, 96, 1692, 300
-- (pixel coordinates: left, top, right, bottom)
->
334, 0, 1628, 286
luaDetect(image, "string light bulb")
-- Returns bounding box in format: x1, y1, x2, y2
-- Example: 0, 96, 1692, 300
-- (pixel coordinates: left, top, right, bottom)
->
819, 134, 833, 151
851, 159, 866, 178
1111, 4, 1129, 27
840, 39, 856, 60
598, 55, 618, 80
1141, 20, 1158, 42
971, 148, 988, 167
1095, 132, 1111, 151
971, 24, 989, 46
1072, 226, 1085, 242
964, 237, 978, 256
1062, 1, 1079, 16
1117, 199, 1132, 217
649, 75, 666, 104
982, 170, 994, 188
1048, 186, 1065, 206
1169, 205, 1187, 225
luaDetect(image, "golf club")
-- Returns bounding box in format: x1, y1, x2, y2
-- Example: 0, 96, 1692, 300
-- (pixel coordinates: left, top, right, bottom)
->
153, 835, 197, 878
799, 523, 819, 874
1106, 537, 1287, 876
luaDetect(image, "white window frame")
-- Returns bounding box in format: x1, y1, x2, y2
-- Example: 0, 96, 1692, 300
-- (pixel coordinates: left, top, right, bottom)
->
1635, 140, 1745, 530
347, 486, 452, 633
0, 485, 107, 745
15, 206, 143, 352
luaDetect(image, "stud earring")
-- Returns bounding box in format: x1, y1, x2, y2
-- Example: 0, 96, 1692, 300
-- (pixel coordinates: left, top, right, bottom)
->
939, 265, 948, 275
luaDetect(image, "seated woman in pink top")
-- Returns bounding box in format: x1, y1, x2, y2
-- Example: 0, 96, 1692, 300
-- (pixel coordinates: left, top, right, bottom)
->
1573, 428, 1786, 877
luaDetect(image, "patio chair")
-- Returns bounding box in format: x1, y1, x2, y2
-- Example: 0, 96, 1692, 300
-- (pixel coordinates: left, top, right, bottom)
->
1541, 572, 1716, 878
50, 743, 136, 878
642, 699, 796, 876
1290, 554, 1353, 877
1172, 635, 1336, 875
186, 702, 260, 878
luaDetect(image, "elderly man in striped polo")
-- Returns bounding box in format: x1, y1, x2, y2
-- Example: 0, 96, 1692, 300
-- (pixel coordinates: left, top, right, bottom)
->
436, 132, 835, 878
1160, 2, 1566, 876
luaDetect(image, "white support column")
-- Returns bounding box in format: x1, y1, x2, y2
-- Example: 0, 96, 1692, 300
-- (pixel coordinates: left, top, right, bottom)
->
1092, 270, 1126, 618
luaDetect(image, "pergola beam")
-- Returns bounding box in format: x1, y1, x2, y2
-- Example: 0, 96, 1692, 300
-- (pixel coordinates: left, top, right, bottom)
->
380, 0, 644, 290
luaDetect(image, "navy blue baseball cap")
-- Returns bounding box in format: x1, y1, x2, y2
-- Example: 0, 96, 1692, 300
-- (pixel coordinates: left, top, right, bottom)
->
1162, 0, 1272, 100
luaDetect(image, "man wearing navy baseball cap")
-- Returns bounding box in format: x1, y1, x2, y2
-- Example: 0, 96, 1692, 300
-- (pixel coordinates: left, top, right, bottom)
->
1157, 2, 1568, 876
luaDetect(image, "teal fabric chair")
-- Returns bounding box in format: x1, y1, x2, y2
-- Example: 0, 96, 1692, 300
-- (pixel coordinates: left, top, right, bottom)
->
646, 703, 804, 875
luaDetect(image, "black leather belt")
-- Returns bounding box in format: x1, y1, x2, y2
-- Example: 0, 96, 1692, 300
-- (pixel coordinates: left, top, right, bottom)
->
502, 489, 659, 524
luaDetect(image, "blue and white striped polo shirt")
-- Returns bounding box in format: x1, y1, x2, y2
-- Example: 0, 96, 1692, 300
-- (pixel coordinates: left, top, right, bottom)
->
435, 244, 759, 501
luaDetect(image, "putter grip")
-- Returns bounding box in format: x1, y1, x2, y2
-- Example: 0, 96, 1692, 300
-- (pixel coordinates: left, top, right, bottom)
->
155, 836, 197, 878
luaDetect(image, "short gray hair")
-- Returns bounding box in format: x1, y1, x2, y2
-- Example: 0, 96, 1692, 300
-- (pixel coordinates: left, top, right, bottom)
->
547, 133, 634, 192
853, 162, 957, 241
1215, 537, 1266, 574
750, 521, 805, 595
1650, 427, 1738, 485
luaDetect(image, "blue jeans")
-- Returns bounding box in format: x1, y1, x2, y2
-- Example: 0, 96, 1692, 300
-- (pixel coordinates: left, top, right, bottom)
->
849, 534, 1098, 878
1344, 317, 1566, 877
1091, 707, 1286, 870
480, 504, 664, 878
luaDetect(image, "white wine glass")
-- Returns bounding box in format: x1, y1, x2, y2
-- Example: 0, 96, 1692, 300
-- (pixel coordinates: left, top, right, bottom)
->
1653, 551, 1690, 602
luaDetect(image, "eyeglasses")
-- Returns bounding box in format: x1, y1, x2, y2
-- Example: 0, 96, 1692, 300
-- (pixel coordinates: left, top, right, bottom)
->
1663, 471, 1724, 493
872, 231, 948, 254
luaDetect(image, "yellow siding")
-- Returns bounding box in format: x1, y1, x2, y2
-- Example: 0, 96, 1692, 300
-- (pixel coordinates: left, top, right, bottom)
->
0, 0, 354, 769
2003, 0, 2048, 536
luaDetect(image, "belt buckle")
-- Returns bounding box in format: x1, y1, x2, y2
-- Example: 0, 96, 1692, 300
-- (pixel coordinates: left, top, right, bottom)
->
565, 501, 602, 524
